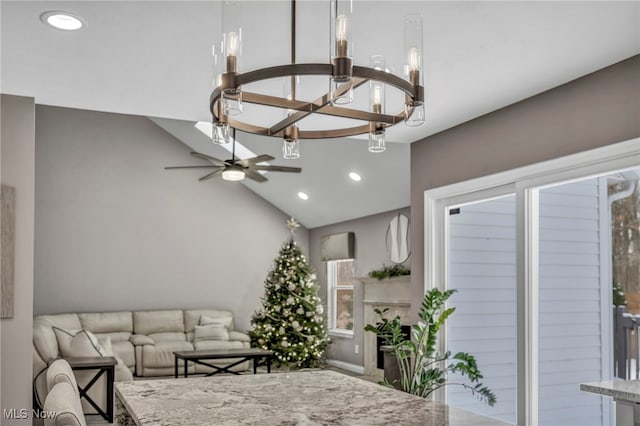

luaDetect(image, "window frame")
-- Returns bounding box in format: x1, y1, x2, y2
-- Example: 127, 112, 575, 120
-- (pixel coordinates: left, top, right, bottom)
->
327, 259, 355, 338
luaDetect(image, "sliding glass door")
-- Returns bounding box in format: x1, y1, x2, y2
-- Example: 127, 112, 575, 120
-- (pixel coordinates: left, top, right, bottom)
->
427, 138, 640, 425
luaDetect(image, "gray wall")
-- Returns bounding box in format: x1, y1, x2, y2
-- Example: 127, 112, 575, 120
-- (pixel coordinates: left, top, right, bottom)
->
1, 95, 35, 424
410, 54, 640, 317
309, 207, 410, 366
34, 105, 309, 332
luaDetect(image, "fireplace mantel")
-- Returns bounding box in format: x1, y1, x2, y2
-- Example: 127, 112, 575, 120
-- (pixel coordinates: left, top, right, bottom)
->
357, 275, 411, 305
357, 275, 412, 377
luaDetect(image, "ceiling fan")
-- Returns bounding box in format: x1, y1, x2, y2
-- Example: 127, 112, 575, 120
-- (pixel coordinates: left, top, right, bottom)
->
165, 135, 301, 183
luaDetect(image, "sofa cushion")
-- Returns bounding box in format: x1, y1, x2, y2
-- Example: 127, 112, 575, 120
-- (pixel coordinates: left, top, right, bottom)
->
130, 335, 154, 346
98, 337, 133, 382
148, 332, 187, 343
194, 324, 229, 342
141, 341, 194, 368
34, 314, 83, 362
111, 340, 135, 370
93, 331, 132, 344
184, 309, 234, 334
34, 324, 60, 365
79, 312, 133, 334
228, 330, 251, 343
36, 314, 83, 330
53, 328, 104, 358
200, 314, 233, 329
193, 340, 245, 350
133, 310, 184, 335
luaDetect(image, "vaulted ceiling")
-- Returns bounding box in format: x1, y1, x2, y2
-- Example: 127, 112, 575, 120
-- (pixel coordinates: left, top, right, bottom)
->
2, 1, 638, 227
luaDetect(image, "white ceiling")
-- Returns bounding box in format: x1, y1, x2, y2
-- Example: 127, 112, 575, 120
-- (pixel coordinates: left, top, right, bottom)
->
2, 1, 638, 228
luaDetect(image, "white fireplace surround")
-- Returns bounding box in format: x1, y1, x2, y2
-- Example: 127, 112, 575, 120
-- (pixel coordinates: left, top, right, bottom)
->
358, 275, 412, 378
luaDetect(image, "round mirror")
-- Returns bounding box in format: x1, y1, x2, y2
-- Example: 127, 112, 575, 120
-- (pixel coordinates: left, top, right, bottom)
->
386, 213, 410, 263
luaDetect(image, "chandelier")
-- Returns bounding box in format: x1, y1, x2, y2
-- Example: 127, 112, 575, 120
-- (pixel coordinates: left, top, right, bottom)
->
210, 0, 425, 159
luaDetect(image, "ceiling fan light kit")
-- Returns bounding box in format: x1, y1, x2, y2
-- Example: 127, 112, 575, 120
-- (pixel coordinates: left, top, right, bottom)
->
209, 0, 425, 158
221, 166, 246, 182
166, 129, 302, 183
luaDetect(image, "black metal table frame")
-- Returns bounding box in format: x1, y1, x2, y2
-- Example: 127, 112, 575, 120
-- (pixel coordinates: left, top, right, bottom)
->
69, 360, 115, 423
174, 353, 272, 378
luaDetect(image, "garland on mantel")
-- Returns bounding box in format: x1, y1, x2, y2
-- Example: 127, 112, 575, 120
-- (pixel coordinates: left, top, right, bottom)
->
367, 264, 411, 281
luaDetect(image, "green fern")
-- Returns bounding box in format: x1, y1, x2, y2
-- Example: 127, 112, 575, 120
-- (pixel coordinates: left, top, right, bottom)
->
365, 288, 497, 406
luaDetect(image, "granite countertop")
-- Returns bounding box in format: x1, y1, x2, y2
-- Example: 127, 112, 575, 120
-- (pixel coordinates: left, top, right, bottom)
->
581, 380, 640, 403
116, 370, 508, 426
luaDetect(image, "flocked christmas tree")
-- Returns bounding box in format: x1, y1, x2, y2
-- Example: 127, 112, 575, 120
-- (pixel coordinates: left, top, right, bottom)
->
249, 218, 330, 368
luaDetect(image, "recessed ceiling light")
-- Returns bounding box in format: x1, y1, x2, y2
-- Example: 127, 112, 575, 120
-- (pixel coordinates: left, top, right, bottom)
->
40, 11, 85, 31
349, 172, 362, 182
297, 192, 309, 201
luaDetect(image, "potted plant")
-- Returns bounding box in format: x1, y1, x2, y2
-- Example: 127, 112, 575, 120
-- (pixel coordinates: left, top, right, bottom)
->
367, 264, 410, 280
365, 288, 496, 405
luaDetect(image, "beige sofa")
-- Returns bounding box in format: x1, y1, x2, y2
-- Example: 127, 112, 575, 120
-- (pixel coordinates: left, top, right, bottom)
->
33, 308, 251, 412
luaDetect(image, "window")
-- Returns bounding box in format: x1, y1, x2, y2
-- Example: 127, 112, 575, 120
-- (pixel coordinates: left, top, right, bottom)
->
327, 259, 354, 336
426, 138, 640, 425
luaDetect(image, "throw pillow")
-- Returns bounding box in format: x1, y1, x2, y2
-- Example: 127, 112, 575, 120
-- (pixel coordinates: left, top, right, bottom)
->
199, 314, 232, 329
53, 327, 104, 358
98, 336, 134, 381
194, 324, 229, 342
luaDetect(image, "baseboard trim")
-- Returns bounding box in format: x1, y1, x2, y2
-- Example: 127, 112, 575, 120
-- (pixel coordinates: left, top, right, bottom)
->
326, 359, 365, 375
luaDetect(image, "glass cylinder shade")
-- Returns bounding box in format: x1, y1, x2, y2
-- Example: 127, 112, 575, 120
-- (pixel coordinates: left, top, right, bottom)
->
368, 131, 385, 153
211, 41, 223, 89
405, 103, 425, 127
212, 122, 232, 145
369, 55, 386, 114
330, 0, 353, 66
404, 13, 425, 127
368, 55, 386, 152
330, 0, 353, 105
282, 76, 301, 159
283, 138, 300, 160
221, 1, 243, 115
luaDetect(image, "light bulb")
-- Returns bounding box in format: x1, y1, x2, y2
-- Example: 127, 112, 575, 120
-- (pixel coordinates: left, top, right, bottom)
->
226, 32, 238, 56
336, 15, 348, 41
408, 47, 420, 71
373, 86, 382, 105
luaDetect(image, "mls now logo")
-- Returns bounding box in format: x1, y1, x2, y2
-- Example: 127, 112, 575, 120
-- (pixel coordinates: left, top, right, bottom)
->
3, 408, 56, 419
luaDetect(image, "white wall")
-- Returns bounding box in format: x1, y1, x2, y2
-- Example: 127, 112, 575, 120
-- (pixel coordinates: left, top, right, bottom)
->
1, 95, 35, 424
34, 105, 309, 332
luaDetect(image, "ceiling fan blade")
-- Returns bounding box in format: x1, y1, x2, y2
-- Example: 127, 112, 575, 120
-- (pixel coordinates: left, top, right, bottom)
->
244, 168, 268, 183
190, 151, 226, 166
253, 165, 302, 173
198, 168, 223, 182
237, 154, 275, 167
165, 165, 220, 170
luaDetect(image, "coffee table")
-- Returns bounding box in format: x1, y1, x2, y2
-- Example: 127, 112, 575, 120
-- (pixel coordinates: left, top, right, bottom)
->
173, 348, 272, 378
